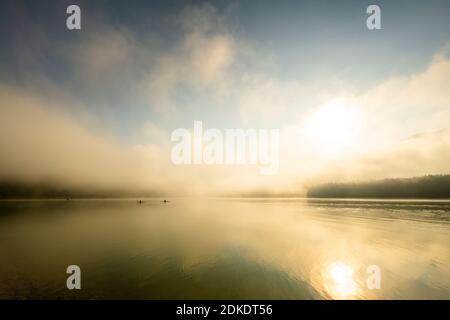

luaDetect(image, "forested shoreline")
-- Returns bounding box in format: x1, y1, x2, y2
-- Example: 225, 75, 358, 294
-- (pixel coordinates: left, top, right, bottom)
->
307, 175, 450, 199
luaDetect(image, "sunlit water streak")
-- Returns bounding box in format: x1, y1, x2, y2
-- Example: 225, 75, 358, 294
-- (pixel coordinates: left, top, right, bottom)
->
0, 198, 449, 299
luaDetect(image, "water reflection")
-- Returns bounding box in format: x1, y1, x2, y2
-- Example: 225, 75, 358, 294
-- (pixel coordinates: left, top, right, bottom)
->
0, 198, 449, 299
322, 262, 358, 299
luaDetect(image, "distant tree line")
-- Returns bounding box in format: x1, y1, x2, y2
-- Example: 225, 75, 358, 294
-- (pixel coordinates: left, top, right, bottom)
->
0, 180, 163, 199
307, 174, 450, 199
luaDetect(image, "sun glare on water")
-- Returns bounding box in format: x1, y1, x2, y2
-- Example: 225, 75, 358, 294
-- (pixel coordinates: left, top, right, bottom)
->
322, 261, 358, 299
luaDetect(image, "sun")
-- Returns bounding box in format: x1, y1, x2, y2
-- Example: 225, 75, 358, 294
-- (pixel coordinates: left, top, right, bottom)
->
305, 100, 359, 153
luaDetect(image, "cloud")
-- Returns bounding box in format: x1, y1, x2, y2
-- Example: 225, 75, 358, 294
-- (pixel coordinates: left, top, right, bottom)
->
308, 129, 450, 185
0, 84, 272, 196
289, 50, 450, 186
1, 3, 450, 196
0, 85, 169, 192
358, 50, 450, 144
74, 30, 134, 80
145, 4, 236, 113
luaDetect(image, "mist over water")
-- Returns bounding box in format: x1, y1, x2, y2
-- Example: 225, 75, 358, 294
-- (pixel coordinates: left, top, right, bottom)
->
0, 198, 449, 299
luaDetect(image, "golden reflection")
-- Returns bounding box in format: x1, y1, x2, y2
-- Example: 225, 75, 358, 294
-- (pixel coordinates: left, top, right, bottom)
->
322, 261, 358, 299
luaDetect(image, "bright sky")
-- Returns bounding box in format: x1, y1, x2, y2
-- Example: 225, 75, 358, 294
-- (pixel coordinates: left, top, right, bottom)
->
1, 0, 450, 195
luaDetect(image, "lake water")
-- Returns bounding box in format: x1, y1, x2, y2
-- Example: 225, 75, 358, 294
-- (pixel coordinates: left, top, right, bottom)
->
0, 198, 449, 299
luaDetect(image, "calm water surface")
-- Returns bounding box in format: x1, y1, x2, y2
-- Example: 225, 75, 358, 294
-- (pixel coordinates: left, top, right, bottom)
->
0, 198, 449, 299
